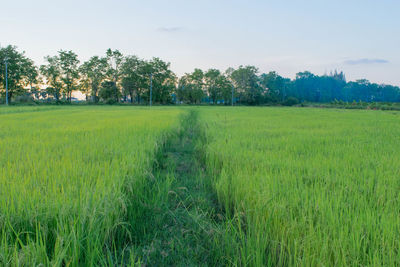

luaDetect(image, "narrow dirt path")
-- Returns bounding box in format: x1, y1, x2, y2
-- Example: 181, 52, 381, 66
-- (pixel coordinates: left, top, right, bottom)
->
135, 110, 238, 266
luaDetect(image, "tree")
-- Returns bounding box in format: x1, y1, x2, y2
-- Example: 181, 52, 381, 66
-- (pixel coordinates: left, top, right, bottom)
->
99, 81, 120, 104
225, 67, 236, 105
219, 74, 233, 105
230, 66, 263, 105
142, 58, 176, 104
24, 58, 39, 96
58, 50, 80, 102
294, 71, 317, 101
380, 84, 400, 102
343, 79, 376, 102
0, 45, 36, 103
106, 49, 124, 102
319, 71, 346, 102
4, 44, 400, 105
259, 71, 286, 103
293, 70, 346, 102
204, 69, 221, 104
121, 55, 145, 104
40, 55, 63, 101
176, 76, 190, 103
204, 69, 232, 104
177, 69, 205, 104
79, 56, 108, 102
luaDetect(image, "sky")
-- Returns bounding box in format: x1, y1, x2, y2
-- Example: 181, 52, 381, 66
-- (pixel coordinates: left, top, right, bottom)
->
1, 0, 399, 85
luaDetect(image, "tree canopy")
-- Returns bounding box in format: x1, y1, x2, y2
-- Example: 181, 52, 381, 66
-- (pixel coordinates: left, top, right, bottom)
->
1, 45, 400, 105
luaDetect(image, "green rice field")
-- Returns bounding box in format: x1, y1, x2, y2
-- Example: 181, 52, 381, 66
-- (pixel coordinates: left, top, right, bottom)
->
0, 106, 182, 265
0, 106, 399, 266
200, 107, 400, 266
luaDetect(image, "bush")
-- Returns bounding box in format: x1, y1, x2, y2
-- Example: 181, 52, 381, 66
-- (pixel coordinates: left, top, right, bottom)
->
14, 94, 36, 104
282, 97, 300, 106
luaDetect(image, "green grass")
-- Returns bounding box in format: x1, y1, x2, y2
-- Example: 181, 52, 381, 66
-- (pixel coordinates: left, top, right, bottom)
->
132, 110, 241, 266
1, 105, 400, 266
0, 106, 183, 265
199, 107, 400, 266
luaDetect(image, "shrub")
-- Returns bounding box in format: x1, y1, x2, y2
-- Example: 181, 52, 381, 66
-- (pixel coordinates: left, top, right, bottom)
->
14, 94, 36, 104
282, 97, 299, 106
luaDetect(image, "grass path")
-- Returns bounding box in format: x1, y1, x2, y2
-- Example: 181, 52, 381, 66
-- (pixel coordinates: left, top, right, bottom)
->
133, 110, 240, 266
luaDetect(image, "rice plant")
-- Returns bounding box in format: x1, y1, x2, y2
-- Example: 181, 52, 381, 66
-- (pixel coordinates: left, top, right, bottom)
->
2, 105, 399, 266
200, 107, 400, 266
0, 106, 182, 265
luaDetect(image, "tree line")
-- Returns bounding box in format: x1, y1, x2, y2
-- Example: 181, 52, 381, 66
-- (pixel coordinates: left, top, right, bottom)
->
1, 45, 400, 105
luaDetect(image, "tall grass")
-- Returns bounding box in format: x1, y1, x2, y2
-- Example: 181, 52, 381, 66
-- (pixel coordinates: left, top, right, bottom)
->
0, 106, 182, 265
199, 107, 400, 266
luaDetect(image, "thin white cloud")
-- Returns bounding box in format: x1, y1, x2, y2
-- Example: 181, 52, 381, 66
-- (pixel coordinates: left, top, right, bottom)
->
156, 27, 183, 33
344, 58, 389, 65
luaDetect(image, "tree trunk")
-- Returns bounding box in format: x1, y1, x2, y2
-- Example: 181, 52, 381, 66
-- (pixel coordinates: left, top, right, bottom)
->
114, 82, 119, 103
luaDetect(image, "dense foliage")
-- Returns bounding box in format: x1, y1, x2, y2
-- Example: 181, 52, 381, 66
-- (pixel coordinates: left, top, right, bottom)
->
1, 45, 400, 104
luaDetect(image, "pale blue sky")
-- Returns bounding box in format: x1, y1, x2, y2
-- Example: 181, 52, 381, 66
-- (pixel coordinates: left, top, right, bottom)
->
1, 0, 399, 85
